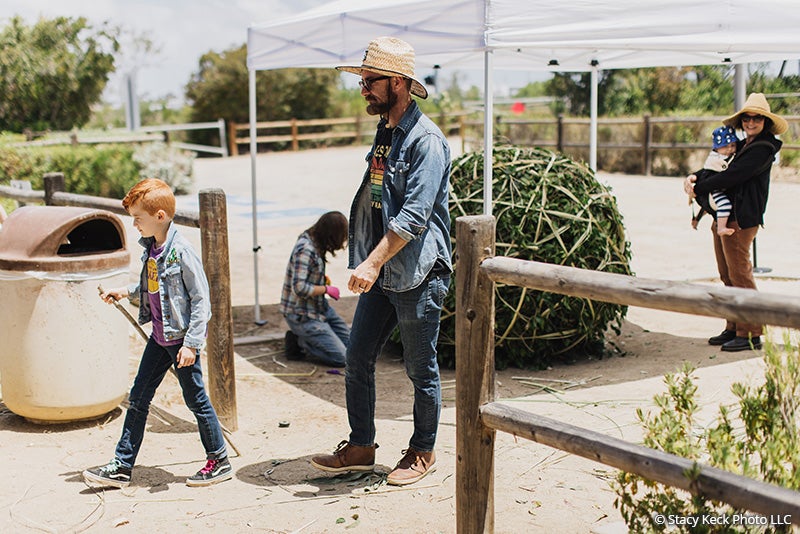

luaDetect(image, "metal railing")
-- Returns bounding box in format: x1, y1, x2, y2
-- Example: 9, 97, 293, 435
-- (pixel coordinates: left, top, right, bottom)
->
6, 120, 229, 157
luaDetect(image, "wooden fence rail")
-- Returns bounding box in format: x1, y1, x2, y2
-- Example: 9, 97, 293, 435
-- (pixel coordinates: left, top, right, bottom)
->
463, 114, 800, 175
0, 173, 237, 430
455, 214, 800, 533
227, 112, 465, 155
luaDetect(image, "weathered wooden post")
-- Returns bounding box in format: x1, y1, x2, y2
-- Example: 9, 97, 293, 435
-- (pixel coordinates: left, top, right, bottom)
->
199, 189, 237, 431
456, 214, 497, 534
228, 121, 239, 156
43, 172, 65, 205
291, 118, 299, 151
556, 114, 564, 153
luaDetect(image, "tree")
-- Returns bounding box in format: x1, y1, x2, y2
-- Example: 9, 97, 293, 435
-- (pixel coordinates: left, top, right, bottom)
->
184, 44, 339, 147
0, 16, 119, 132
544, 71, 619, 116
544, 65, 743, 117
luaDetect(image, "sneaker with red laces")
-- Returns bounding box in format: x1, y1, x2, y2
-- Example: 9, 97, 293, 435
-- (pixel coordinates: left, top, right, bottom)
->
310, 440, 377, 473
387, 448, 436, 486
186, 457, 233, 487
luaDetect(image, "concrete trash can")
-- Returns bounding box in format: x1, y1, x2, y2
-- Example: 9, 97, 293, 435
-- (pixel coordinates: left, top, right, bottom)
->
0, 206, 131, 423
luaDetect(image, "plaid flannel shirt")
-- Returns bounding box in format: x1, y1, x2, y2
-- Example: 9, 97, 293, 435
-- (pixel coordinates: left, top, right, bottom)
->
279, 231, 327, 321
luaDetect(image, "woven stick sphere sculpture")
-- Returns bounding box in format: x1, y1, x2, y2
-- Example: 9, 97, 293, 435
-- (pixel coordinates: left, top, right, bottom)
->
440, 145, 632, 369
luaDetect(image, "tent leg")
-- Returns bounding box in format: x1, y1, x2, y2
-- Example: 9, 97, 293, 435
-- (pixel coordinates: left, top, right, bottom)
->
483, 49, 493, 216
249, 68, 266, 325
589, 63, 598, 173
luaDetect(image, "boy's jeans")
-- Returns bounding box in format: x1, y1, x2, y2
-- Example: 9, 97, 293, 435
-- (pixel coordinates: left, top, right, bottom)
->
285, 306, 350, 367
115, 337, 226, 468
345, 274, 449, 452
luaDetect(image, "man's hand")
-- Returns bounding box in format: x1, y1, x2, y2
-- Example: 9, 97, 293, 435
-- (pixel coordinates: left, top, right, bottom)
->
177, 346, 197, 368
348, 230, 408, 294
348, 261, 380, 294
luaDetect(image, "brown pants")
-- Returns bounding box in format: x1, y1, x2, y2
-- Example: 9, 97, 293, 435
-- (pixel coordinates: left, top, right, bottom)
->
711, 220, 762, 337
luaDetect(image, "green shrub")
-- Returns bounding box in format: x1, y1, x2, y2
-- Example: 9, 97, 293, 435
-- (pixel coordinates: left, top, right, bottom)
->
438, 145, 632, 369
614, 335, 800, 533
0, 142, 194, 198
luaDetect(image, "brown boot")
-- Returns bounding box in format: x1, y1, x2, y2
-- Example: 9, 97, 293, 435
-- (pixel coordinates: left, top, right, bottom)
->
310, 440, 377, 473
387, 448, 436, 486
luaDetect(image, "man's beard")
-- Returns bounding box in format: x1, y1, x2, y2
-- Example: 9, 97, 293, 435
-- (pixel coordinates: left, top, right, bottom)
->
366, 84, 397, 116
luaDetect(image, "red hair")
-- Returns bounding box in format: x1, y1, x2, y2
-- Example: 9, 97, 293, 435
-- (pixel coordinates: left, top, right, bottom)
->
122, 178, 176, 218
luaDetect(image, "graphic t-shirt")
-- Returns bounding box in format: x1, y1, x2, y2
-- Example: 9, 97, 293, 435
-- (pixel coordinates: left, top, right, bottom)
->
147, 243, 181, 346
369, 125, 393, 251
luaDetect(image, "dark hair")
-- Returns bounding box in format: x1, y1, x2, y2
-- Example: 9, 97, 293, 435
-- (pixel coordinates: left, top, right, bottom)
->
308, 211, 348, 262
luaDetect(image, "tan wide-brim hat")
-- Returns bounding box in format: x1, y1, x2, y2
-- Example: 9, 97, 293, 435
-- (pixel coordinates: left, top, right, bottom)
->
723, 92, 788, 135
337, 36, 428, 99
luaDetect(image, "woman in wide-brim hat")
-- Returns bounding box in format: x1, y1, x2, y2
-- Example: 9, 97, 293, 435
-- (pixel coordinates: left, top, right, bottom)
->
722, 92, 788, 136
683, 93, 787, 352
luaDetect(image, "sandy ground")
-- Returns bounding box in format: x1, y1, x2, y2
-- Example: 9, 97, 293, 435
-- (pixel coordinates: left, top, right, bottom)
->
1, 142, 799, 533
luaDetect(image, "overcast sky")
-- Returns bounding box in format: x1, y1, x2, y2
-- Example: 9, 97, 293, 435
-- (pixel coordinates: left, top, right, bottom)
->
2, 0, 553, 107
1, 0, 330, 104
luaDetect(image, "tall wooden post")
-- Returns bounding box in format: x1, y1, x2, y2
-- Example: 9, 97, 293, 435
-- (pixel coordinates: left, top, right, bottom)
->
199, 189, 237, 430
556, 114, 564, 153
455, 215, 497, 534
43, 172, 65, 205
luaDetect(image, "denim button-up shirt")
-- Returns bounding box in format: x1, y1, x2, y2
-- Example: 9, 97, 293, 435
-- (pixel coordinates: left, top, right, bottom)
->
348, 101, 453, 292
128, 222, 212, 349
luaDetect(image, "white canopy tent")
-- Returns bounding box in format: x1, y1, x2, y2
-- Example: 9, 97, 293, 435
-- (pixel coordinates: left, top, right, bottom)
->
245, 0, 800, 320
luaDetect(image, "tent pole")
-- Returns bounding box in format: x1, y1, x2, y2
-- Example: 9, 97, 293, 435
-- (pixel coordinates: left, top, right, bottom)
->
249, 69, 265, 325
589, 63, 598, 172
483, 49, 493, 216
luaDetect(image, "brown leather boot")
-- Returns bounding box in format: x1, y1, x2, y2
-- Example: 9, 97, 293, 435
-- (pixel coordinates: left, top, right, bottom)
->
387, 448, 436, 486
310, 440, 377, 473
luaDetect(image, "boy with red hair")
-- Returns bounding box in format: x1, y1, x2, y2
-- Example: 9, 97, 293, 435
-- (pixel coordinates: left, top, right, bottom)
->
84, 178, 231, 488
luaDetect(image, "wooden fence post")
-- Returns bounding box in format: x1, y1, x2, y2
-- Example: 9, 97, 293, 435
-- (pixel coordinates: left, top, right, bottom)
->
199, 188, 238, 431
456, 214, 497, 534
556, 114, 564, 153
228, 121, 239, 156
43, 172, 65, 205
643, 114, 652, 175
291, 118, 299, 151
354, 115, 362, 145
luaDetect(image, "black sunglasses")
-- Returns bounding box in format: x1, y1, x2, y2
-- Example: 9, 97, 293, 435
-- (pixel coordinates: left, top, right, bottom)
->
741, 114, 765, 123
359, 75, 391, 91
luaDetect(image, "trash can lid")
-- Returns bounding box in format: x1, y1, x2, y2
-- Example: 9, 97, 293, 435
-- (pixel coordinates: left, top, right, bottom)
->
0, 206, 130, 272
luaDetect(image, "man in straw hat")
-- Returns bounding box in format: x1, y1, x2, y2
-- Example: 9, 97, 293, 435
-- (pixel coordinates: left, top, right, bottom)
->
311, 37, 452, 486
684, 92, 787, 352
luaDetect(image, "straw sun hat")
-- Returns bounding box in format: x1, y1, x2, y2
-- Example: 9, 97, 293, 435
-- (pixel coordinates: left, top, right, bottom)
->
723, 92, 788, 135
337, 36, 428, 99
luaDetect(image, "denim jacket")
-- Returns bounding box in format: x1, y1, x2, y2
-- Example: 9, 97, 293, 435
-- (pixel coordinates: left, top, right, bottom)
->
348, 101, 452, 292
128, 222, 212, 349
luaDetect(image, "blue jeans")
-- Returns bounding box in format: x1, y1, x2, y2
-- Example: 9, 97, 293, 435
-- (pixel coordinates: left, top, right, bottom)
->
346, 274, 449, 452
285, 306, 350, 367
114, 337, 226, 468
